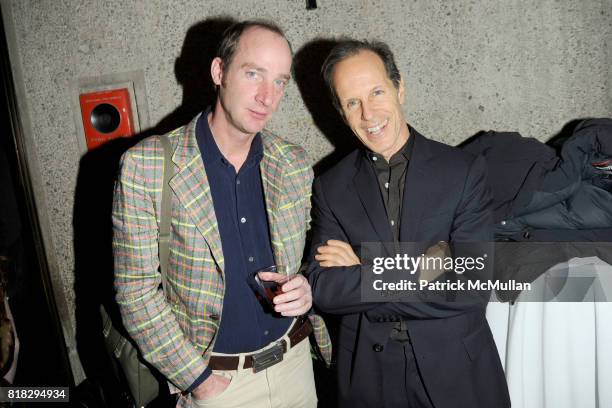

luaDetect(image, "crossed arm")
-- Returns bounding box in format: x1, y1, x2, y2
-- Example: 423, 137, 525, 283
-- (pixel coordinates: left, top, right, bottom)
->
307, 155, 493, 320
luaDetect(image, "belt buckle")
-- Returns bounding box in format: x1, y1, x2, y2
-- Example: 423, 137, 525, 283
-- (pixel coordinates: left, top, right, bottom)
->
252, 342, 284, 373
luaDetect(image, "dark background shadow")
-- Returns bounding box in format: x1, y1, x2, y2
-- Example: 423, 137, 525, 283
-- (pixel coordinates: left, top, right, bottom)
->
154, 16, 236, 135
72, 17, 235, 407
293, 38, 358, 176
73, 136, 145, 407
293, 38, 350, 407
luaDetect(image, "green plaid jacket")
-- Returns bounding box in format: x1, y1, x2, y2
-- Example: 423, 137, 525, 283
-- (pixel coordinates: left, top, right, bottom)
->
112, 113, 331, 391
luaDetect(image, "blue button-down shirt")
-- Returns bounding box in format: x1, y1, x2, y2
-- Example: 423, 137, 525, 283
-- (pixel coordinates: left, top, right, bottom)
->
188, 110, 291, 389
188, 110, 292, 389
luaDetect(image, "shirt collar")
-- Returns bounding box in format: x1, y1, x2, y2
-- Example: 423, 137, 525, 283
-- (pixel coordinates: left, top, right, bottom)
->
197, 106, 264, 169
365, 125, 414, 165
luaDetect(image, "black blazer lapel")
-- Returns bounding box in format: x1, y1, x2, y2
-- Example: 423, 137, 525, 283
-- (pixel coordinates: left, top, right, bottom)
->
400, 131, 437, 242
353, 154, 395, 254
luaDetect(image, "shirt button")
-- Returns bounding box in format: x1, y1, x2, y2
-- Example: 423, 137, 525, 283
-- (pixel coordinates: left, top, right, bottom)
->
236, 179, 241, 185
385, 182, 389, 189
264, 330, 269, 336
390, 220, 395, 226
372, 156, 378, 161
248, 256, 254, 262
240, 217, 247, 223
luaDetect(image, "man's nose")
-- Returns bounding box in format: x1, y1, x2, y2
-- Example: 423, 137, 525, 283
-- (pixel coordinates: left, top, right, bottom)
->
256, 81, 274, 106
361, 102, 374, 121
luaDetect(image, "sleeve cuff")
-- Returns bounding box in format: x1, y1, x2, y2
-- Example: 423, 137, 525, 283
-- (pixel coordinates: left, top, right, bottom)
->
185, 367, 212, 393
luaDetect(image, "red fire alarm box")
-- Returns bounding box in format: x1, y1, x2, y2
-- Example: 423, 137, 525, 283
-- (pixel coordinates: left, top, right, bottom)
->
79, 88, 135, 150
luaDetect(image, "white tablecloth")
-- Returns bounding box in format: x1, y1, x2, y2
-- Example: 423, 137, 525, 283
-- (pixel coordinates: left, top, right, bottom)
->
486, 257, 612, 408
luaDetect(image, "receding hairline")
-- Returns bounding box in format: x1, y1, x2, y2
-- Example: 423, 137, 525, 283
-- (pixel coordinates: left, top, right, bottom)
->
330, 49, 391, 86
229, 27, 293, 77
235, 25, 292, 56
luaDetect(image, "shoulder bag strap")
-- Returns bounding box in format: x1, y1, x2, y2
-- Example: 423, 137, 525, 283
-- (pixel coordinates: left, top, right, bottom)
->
158, 135, 173, 292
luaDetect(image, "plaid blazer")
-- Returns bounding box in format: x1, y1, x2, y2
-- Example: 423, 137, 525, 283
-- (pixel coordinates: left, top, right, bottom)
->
112, 113, 331, 392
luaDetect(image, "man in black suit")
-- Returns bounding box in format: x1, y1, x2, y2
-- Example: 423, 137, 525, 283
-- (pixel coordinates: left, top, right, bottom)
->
306, 40, 510, 408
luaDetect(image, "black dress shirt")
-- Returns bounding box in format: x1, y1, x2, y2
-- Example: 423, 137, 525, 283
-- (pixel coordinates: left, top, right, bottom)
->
367, 134, 414, 242
366, 132, 414, 342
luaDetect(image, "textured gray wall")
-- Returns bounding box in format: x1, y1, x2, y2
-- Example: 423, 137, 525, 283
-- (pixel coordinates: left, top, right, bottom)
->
2, 0, 611, 382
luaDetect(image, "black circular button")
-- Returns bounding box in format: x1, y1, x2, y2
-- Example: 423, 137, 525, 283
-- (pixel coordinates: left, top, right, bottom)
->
90, 103, 121, 134
373, 344, 384, 352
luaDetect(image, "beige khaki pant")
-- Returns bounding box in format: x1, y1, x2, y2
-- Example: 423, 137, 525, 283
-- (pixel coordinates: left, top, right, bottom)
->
190, 330, 317, 408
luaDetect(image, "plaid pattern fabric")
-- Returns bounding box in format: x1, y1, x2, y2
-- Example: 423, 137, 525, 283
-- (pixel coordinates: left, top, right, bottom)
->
112, 113, 331, 394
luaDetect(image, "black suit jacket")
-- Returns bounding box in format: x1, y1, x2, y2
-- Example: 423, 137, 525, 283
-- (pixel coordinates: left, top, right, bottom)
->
307, 130, 510, 408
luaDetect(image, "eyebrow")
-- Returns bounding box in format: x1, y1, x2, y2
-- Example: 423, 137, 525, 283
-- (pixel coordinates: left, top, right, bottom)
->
241, 62, 291, 81
341, 85, 383, 101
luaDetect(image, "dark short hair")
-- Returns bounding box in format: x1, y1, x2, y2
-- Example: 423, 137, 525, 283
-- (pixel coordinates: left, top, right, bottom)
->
322, 39, 401, 112
216, 20, 292, 73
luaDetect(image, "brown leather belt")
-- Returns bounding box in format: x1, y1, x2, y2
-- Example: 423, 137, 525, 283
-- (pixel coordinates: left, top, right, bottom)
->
208, 317, 312, 371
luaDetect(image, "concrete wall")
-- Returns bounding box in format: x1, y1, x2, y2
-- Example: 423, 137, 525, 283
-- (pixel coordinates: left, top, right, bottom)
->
2, 0, 611, 382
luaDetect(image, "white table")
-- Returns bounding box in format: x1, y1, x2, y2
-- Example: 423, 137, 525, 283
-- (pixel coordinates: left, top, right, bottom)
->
486, 257, 612, 408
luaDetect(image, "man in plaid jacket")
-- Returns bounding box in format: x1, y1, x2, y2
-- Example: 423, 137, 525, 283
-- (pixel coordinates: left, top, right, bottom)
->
112, 20, 331, 407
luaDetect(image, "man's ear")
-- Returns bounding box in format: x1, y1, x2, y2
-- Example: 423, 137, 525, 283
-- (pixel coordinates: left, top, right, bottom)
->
333, 96, 349, 124
341, 111, 349, 125
335, 104, 349, 125
211, 57, 224, 86
398, 76, 405, 105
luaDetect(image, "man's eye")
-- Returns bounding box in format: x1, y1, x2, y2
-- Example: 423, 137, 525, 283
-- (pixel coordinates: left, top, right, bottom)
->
373, 89, 384, 96
346, 100, 359, 109
274, 79, 288, 88
246, 71, 260, 79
